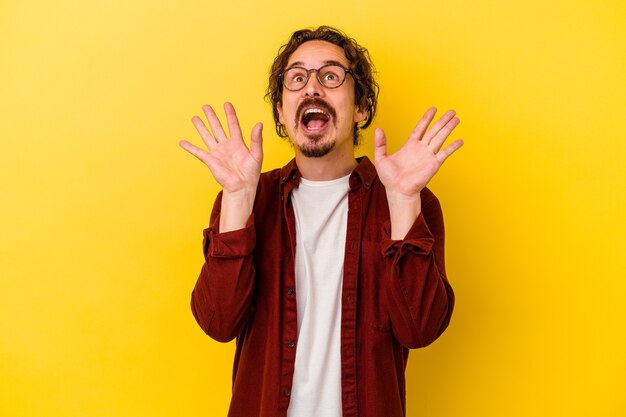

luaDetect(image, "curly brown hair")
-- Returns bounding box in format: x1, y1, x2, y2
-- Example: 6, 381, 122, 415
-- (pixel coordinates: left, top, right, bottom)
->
265, 26, 379, 146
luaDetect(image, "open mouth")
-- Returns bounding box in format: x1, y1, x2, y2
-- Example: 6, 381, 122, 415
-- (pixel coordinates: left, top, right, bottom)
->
300, 107, 331, 134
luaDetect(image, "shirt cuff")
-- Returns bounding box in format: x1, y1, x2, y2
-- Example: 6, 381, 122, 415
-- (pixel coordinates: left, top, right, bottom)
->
380, 212, 435, 256
203, 216, 256, 258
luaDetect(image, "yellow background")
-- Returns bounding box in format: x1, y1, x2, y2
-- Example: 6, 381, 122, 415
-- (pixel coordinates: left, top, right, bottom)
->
1, 0, 625, 416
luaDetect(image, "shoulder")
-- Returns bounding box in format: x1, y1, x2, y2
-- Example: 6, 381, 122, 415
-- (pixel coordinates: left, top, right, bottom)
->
254, 168, 282, 205
420, 186, 439, 208
253, 159, 296, 210
257, 158, 297, 190
258, 167, 283, 186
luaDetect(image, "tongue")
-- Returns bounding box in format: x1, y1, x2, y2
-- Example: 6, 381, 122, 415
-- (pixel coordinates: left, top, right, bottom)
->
307, 119, 326, 130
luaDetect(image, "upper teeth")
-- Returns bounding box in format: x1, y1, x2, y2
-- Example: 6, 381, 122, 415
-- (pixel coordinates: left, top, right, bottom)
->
305, 108, 325, 115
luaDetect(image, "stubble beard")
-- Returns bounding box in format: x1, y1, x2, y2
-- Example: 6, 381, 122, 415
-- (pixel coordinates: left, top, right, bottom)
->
297, 134, 336, 158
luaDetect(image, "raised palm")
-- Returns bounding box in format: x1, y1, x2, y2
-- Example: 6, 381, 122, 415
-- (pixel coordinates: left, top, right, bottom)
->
180, 102, 263, 194
374, 107, 463, 198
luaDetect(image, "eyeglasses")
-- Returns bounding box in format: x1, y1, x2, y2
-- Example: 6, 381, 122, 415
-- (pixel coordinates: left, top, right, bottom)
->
281, 64, 351, 91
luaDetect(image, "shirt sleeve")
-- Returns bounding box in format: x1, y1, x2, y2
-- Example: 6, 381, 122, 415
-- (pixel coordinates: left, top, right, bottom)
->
190, 192, 257, 343
380, 195, 455, 349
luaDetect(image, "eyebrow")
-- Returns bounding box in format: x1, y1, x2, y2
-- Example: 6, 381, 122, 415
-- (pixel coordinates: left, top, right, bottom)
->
286, 59, 346, 69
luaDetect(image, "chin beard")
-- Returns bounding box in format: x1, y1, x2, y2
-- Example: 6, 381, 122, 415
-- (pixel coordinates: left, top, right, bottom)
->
298, 135, 335, 158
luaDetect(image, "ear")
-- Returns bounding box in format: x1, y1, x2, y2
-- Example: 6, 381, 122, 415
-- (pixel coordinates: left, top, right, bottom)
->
277, 102, 285, 124
353, 102, 367, 124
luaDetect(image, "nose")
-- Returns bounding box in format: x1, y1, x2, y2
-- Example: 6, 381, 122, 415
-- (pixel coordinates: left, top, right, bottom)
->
303, 70, 324, 97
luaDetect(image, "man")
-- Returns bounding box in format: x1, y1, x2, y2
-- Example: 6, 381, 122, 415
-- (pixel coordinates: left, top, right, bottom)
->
180, 26, 463, 417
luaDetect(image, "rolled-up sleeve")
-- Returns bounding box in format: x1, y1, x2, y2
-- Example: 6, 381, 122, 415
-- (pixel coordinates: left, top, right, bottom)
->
380, 197, 454, 349
191, 194, 257, 343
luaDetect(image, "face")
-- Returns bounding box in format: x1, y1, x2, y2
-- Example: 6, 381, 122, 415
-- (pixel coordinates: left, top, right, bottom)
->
277, 40, 366, 158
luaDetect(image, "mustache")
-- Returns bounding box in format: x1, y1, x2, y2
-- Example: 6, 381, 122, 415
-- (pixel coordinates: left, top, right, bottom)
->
295, 98, 337, 124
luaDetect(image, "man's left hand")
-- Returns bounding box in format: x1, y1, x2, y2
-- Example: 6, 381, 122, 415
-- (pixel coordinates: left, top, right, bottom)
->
374, 107, 463, 239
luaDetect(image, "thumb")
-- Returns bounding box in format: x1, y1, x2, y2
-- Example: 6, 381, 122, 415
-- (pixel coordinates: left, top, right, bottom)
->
250, 122, 264, 162
373, 127, 387, 163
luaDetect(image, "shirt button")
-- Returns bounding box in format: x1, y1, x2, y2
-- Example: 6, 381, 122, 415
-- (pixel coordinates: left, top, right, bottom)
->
287, 288, 294, 295
283, 388, 291, 397
287, 340, 295, 348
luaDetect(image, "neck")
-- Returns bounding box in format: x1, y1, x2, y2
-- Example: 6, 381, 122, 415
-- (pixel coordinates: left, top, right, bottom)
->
295, 147, 357, 180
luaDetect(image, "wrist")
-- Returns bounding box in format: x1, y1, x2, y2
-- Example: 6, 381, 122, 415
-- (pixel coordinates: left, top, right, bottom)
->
222, 187, 257, 205
386, 189, 422, 209
219, 188, 256, 233
386, 191, 422, 240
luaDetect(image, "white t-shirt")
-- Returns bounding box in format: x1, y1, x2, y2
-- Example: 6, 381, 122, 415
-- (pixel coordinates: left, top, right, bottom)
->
287, 174, 350, 417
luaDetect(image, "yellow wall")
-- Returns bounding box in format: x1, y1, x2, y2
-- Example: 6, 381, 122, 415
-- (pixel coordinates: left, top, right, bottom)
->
1, 1, 624, 416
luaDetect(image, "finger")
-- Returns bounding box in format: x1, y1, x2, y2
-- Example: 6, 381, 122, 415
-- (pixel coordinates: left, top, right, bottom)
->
191, 116, 218, 149
224, 102, 244, 142
249, 122, 264, 162
179, 140, 211, 164
435, 139, 464, 164
373, 128, 388, 162
202, 104, 228, 141
423, 109, 456, 145
429, 117, 460, 152
408, 107, 437, 142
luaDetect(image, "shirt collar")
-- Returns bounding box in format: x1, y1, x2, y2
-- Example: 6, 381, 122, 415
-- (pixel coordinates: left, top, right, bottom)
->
280, 156, 377, 189
352, 156, 377, 189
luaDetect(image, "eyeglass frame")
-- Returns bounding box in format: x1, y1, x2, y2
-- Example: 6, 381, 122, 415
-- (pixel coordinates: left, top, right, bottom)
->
279, 63, 352, 91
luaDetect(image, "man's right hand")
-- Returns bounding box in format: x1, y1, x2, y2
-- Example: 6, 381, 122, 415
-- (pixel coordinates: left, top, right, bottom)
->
180, 102, 263, 232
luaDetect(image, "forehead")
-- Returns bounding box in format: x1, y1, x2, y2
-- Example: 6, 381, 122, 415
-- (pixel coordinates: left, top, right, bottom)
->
286, 40, 349, 68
